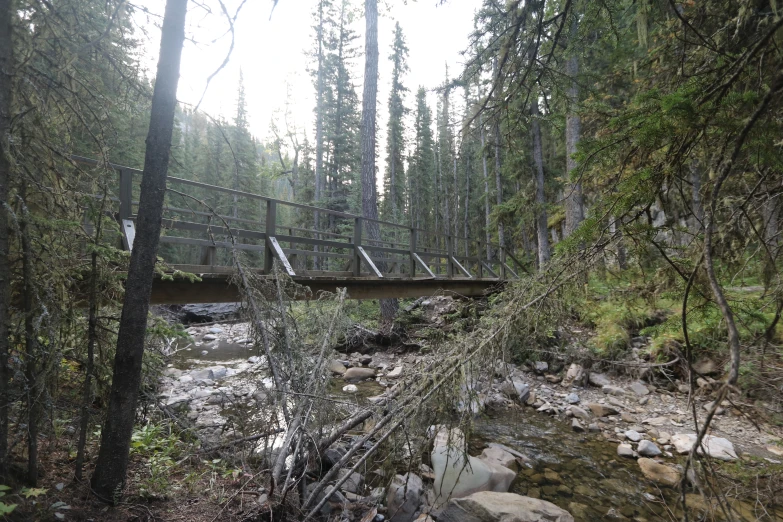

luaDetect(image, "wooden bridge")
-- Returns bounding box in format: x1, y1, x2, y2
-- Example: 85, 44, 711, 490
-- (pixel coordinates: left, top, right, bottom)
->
74, 156, 527, 304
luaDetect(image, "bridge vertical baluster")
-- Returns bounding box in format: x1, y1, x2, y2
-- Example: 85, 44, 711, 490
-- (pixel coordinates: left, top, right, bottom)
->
500, 245, 507, 280
353, 217, 362, 277
264, 199, 277, 273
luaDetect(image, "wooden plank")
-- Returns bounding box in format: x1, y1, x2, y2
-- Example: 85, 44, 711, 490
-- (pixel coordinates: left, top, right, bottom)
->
357, 246, 383, 278
122, 219, 136, 251
451, 256, 473, 279
361, 244, 410, 256
282, 249, 351, 260
274, 234, 351, 250
412, 253, 435, 278
481, 261, 498, 278
268, 236, 296, 276
159, 235, 264, 252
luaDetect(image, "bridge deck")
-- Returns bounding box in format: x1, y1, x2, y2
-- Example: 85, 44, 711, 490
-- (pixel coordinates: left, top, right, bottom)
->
73, 156, 527, 303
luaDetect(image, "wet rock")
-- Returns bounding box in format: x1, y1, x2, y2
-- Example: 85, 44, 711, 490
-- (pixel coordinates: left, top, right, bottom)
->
671, 433, 738, 461
343, 367, 377, 382
637, 440, 662, 457
201, 350, 209, 356
208, 327, 223, 334
571, 419, 584, 432
588, 423, 601, 432
629, 382, 650, 396
247, 356, 261, 364
337, 469, 364, 494
387, 473, 422, 522
543, 469, 561, 484
617, 444, 634, 458
588, 373, 611, 387
203, 334, 218, 341
534, 361, 549, 373
438, 492, 575, 522
565, 393, 580, 404
479, 446, 518, 472
625, 430, 642, 442
329, 360, 347, 375
586, 403, 619, 417
637, 458, 681, 487
432, 444, 515, 507
190, 369, 215, 381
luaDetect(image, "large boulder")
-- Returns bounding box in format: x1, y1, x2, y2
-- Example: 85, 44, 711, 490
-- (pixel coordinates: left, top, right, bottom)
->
387, 473, 423, 522
438, 491, 574, 522
479, 446, 518, 472
328, 360, 347, 375
671, 433, 738, 461
343, 367, 376, 382
637, 458, 681, 487
178, 302, 241, 324
588, 373, 611, 387
432, 446, 516, 508
562, 363, 585, 386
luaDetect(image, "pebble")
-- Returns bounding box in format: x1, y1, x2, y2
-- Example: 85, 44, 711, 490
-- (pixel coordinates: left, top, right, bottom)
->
617, 443, 635, 458
342, 384, 358, 393
625, 430, 642, 442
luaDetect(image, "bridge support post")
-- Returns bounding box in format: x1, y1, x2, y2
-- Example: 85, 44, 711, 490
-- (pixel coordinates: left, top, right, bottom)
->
264, 200, 276, 273
118, 168, 133, 220
353, 217, 362, 277
478, 240, 484, 279
409, 227, 417, 277
500, 245, 507, 280
447, 235, 454, 278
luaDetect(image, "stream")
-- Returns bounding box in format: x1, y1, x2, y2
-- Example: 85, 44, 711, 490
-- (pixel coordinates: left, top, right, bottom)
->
165, 331, 770, 522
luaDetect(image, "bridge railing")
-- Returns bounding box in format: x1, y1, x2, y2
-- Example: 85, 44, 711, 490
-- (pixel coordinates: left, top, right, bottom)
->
73, 156, 527, 281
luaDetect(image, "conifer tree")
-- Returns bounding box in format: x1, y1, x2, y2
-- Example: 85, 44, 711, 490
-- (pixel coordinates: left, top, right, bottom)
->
382, 22, 409, 224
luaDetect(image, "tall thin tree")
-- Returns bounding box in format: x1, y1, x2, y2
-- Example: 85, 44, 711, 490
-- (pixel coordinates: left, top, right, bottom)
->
563, 16, 584, 237
91, 0, 188, 502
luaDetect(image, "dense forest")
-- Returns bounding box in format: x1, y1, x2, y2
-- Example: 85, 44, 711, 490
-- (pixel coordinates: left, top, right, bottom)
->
0, 0, 781, 520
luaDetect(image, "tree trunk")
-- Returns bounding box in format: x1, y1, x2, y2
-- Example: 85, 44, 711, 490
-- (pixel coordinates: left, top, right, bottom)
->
480, 117, 491, 261
564, 17, 584, 238
91, 0, 187, 502
314, 0, 326, 269
361, 0, 397, 322
493, 57, 505, 250
531, 99, 550, 268
689, 159, 703, 233
0, 0, 12, 480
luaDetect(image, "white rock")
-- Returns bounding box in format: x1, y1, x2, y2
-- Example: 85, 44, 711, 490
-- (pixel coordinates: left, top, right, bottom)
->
625, 430, 642, 442
671, 433, 738, 461
342, 384, 358, 393
432, 445, 516, 509
438, 492, 574, 522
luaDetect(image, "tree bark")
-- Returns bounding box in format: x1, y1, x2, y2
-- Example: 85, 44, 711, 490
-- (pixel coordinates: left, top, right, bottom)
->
314, 0, 326, 269
531, 98, 550, 268
480, 116, 491, 261
563, 17, 584, 238
689, 159, 703, 233
91, 0, 187, 502
493, 57, 505, 250
0, 0, 13, 480
361, 0, 396, 322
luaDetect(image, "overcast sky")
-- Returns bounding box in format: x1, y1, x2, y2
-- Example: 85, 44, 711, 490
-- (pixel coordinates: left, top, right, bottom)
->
134, 0, 481, 150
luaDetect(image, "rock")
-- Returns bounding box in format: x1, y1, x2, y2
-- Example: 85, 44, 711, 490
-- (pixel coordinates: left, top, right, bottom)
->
203, 334, 218, 341
343, 367, 376, 382
200, 350, 209, 356
500, 378, 530, 404
586, 403, 619, 417
208, 366, 228, 380
307, 483, 347, 517
569, 406, 590, 421
678, 384, 691, 393
190, 369, 214, 381
208, 327, 223, 334
337, 469, 364, 494
323, 446, 347, 469
164, 367, 183, 378
247, 356, 261, 364
387, 366, 403, 379
342, 384, 358, 393
563, 364, 585, 386
179, 303, 240, 324
387, 473, 422, 522
438, 492, 575, 522
625, 430, 642, 442
657, 432, 671, 445
479, 446, 518, 472
432, 445, 516, 507
359, 355, 373, 366
545, 374, 561, 384
629, 382, 650, 396
534, 361, 549, 373
329, 360, 347, 375
642, 416, 670, 427
637, 440, 662, 457
571, 419, 584, 432
639, 396, 649, 406
602, 385, 627, 396
692, 358, 719, 376
565, 393, 580, 404
637, 458, 681, 487
670, 433, 738, 461
697, 377, 711, 388
703, 401, 726, 415
588, 373, 611, 387
617, 444, 635, 458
